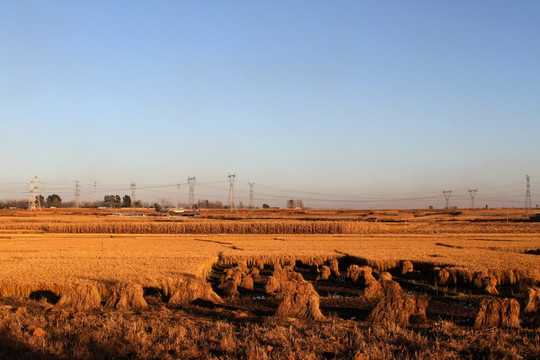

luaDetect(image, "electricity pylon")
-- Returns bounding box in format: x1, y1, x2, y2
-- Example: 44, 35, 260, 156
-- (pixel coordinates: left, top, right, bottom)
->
28, 176, 41, 210
443, 190, 452, 209
228, 174, 236, 213
468, 188, 478, 209
525, 175, 532, 217
187, 176, 196, 209
131, 182, 136, 207
74, 181, 80, 208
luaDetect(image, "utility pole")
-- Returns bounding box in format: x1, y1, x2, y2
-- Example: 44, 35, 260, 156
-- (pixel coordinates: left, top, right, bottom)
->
93, 181, 97, 205
248, 182, 254, 214
468, 188, 478, 209
187, 176, 196, 210
131, 182, 136, 208
177, 184, 181, 209
74, 181, 80, 208
443, 190, 452, 209
228, 174, 236, 213
28, 176, 40, 210
525, 175, 532, 217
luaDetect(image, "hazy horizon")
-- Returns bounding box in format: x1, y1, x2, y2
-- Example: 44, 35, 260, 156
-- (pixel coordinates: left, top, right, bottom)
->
1, 1, 539, 209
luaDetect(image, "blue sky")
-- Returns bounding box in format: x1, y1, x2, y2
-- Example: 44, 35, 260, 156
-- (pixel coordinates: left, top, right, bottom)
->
1, 1, 539, 208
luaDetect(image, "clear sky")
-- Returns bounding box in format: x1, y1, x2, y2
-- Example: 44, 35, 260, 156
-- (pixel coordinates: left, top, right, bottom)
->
1, 1, 539, 208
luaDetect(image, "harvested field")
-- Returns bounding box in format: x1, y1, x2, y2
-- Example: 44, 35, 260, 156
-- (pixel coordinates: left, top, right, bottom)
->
0, 208, 539, 358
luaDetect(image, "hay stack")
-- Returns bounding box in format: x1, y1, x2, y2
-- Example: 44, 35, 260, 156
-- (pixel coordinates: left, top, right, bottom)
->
223, 268, 243, 287
105, 283, 147, 310
437, 268, 450, 286
240, 274, 254, 291
255, 258, 265, 270
218, 278, 239, 297
523, 287, 539, 313
275, 281, 325, 321
364, 279, 404, 299
316, 266, 331, 281
265, 270, 304, 295
56, 284, 101, 311
368, 296, 428, 326
474, 298, 521, 329
166, 277, 223, 306
401, 261, 414, 275
328, 258, 340, 277
248, 267, 260, 280
236, 261, 249, 274
346, 265, 376, 287
472, 271, 499, 295
379, 272, 393, 281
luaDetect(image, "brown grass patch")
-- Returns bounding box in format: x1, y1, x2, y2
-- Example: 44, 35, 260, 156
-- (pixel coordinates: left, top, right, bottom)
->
104, 283, 147, 310
367, 296, 429, 326
56, 284, 101, 311
474, 298, 521, 329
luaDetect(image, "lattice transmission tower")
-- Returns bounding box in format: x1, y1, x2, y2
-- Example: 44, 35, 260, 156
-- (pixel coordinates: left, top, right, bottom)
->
177, 184, 181, 209
131, 182, 136, 207
228, 174, 236, 213
468, 188, 478, 209
74, 181, 81, 208
443, 190, 452, 209
525, 175, 532, 217
248, 182, 255, 214
28, 176, 41, 210
187, 176, 196, 209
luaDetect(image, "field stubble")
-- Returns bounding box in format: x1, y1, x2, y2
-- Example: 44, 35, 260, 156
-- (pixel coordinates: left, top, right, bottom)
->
0, 209, 539, 359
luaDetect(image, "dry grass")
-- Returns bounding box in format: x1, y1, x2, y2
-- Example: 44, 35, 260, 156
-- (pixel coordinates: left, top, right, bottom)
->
0, 209, 539, 358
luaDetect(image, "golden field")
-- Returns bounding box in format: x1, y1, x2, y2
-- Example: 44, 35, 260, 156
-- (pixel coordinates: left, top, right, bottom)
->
0, 208, 538, 293
0, 208, 539, 359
